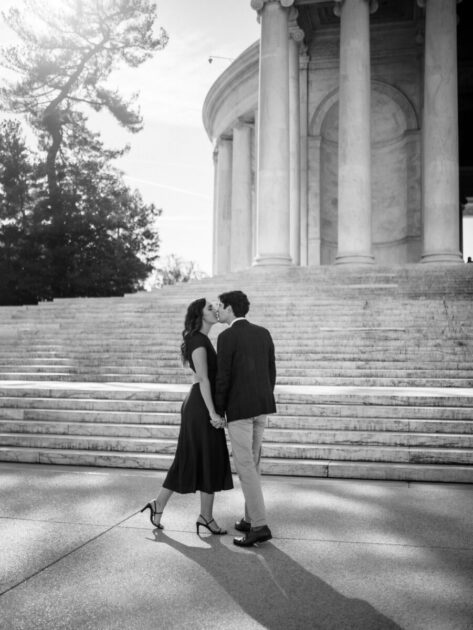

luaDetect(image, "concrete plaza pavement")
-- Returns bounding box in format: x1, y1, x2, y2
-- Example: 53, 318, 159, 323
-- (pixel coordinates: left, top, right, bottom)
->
0, 462, 472, 630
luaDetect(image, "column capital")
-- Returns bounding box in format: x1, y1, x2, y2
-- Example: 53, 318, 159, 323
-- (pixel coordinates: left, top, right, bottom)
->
251, 0, 295, 14
216, 134, 233, 148
289, 24, 305, 44
213, 135, 232, 160
333, 0, 379, 18
289, 8, 305, 44
233, 118, 254, 132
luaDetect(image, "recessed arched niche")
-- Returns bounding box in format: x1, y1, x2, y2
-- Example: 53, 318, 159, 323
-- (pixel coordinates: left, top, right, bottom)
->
310, 82, 421, 265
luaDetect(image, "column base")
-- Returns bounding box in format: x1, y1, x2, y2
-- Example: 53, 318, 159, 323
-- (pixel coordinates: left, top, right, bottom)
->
421, 251, 464, 264
335, 253, 374, 265
253, 254, 293, 266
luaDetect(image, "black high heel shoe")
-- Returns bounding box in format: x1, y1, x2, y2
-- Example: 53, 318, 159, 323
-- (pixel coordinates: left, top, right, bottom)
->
196, 514, 227, 535
140, 500, 164, 529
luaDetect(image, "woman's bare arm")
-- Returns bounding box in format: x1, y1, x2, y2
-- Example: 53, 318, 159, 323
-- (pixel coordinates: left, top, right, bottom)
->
192, 347, 224, 428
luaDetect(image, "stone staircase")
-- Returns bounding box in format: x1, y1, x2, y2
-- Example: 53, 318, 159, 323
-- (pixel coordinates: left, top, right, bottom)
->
0, 264, 472, 482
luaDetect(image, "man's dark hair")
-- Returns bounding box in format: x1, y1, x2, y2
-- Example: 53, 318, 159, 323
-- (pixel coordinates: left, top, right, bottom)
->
219, 290, 250, 317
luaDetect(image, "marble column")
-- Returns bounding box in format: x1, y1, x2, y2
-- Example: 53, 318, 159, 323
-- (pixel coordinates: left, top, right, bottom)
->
299, 52, 310, 266
213, 136, 233, 275
418, 0, 463, 263
252, 112, 258, 261
231, 121, 253, 271
212, 142, 219, 275
289, 14, 304, 266
251, 0, 294, 266
334, 0, 377, 265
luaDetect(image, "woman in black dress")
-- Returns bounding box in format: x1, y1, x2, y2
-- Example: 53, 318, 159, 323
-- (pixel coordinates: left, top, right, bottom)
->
141, 298, 233, 534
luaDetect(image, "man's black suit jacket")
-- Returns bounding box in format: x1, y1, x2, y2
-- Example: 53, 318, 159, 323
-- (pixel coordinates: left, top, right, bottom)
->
215, 319, 276, 422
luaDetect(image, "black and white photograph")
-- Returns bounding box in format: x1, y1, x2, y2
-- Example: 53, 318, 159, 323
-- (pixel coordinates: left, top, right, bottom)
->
1, 1, 472, 628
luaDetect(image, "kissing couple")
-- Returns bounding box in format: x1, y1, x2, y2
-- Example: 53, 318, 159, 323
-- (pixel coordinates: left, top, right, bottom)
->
141, 290, 276, 547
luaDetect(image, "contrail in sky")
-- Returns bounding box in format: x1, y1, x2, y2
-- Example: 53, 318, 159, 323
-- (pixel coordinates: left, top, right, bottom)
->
124, 175, 210, 200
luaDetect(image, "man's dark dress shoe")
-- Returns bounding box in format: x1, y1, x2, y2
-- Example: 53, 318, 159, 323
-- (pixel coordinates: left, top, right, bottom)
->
233, 525, 272, 547
235, 518, 251, 532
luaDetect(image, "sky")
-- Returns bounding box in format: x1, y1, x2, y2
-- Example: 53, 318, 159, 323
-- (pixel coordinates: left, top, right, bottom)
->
0, 0, 260, 274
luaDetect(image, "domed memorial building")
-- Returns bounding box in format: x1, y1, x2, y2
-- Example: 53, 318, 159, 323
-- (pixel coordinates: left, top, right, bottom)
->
203, 0, 473, 274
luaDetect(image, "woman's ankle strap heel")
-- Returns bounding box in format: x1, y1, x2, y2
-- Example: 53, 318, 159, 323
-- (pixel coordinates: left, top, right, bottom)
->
195, 514, 227, 536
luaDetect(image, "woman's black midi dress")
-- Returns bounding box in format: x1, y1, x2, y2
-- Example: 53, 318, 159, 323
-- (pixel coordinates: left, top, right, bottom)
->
162, 332, 233, 494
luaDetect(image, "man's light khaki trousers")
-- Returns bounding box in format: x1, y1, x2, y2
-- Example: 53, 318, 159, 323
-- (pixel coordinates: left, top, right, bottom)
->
227, 415, 267, 528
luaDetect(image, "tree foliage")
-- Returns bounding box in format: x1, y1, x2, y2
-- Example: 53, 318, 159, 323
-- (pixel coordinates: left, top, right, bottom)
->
0, 120, 161, 305
0, 0, 168, 201
0, 1, 167, 305
154, 254, 208, 287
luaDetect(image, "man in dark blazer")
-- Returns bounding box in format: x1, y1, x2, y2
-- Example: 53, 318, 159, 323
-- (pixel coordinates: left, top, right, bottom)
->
215, 290, 276, 547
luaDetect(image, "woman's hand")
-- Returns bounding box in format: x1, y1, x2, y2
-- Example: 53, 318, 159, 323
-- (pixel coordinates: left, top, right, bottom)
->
210, 412, 225, 429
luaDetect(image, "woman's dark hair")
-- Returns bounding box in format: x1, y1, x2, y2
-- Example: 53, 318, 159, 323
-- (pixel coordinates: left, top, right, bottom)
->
218, 290, 250, 317
180, 297, 206, 365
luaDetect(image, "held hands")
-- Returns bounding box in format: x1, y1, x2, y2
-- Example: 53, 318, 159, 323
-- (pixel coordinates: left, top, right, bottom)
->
210, 412, 226, 429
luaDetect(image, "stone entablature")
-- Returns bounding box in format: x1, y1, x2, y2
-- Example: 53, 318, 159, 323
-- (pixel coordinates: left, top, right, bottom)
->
203, 0, 463, 274
203, 42, 259, 142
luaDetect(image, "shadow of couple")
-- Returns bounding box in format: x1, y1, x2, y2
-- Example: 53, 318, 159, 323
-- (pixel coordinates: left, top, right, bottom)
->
148, 528, 402, 630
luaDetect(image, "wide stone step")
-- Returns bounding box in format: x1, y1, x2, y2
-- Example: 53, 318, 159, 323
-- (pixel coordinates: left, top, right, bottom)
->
5, 356, 473, 370
7, 322, 465, 332
262, 442, 473, 464
8, 299, 471, 308
276, 387, 473, 408
0, 372, 75, 381
269, 414, 473, 433
63, 329, 465, 338
0, 358, 74, 364
6, 300, 472, 312
260, 459, 473, 482
0, 420, 181, 439
277, 368, 473, 377
0, 365, 75, 374
263, 428, 473, 447
2, 420, 471, 448
1, 394, 472, 421
1, 432, 472, 465
1, 401, 471, 429
1, 446, 472, 483
4, 363, 473, 380
0, 446, 175, 469
8, 321, 465, 332
0, 385, 189, 401
278, 376, 473, 387
3, 311, 439, 322
2, 351, 470, 365
274, 402, 473, 418
3, 351, 473, 364
4, 323, 464, 332
3, 340, 436, 351
3, 331, 467, 340
2, 383, 473, 407
1, 408, 180, 424
0, 432, 178, 454
5, 323, 469, 335
1, 370, 472, 387
0, 397, 183, 413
